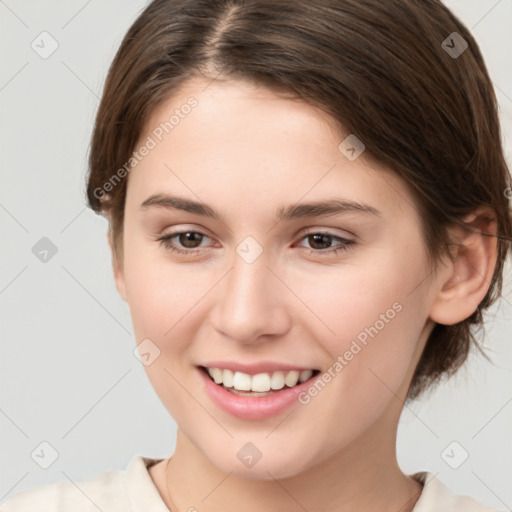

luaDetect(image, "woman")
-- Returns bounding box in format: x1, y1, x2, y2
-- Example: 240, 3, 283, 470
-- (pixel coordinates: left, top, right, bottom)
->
2, 0, 510, 510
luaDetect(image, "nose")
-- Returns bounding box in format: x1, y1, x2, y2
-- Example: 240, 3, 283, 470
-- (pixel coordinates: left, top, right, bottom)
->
211, 246, 292, 345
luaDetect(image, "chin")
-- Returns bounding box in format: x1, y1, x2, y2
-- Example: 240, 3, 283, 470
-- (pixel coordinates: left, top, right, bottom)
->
203, 441, 316, 481
229, 460, 305, 481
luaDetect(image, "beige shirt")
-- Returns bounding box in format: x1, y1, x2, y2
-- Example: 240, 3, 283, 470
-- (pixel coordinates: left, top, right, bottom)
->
0, 455, 503, 511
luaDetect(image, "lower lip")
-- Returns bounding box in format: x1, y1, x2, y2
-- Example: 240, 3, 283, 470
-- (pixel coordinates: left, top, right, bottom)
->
198, 367, 318, 420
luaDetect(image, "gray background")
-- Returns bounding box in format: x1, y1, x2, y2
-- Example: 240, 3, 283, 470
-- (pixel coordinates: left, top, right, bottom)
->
1, 0, 511, 508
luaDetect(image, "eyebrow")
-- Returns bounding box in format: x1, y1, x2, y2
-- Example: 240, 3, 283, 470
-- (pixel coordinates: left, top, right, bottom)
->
140, 194, 382, 222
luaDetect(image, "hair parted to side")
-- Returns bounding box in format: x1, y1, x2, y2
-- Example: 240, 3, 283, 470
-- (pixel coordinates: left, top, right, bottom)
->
86, 0, 512, 401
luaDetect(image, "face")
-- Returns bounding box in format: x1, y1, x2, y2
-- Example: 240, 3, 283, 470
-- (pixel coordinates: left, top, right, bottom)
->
113, 77, 440, 479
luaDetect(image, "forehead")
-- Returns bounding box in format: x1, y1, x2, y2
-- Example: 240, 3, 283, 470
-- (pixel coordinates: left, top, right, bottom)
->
146, 76, 344, 157
126, 77, 412, 221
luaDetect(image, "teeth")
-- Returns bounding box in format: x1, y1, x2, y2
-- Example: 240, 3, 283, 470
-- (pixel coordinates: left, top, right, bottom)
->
222, 369, 234, 388
233, 371, 252, 391
299, 369, 313, 383
284, 370, 299, 387
206, 367, 315, 392
270, 371, 285, 390
210, 367, 223, 384
251, 373, 271, 392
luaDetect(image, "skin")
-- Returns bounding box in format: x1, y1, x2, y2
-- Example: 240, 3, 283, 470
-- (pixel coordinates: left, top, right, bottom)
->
108, 76, 497, 512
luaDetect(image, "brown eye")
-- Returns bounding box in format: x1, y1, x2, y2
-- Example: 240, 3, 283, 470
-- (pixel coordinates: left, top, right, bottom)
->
156, 230, 212, 255
177, 231, 204, 248
306, 233, 335, 250
297, 231, 356, 256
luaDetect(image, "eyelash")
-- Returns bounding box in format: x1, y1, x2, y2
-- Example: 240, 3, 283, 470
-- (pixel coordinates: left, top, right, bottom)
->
155, 230, 356, 258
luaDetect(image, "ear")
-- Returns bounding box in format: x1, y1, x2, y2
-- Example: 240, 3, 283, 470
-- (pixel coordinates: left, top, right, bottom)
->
107, 230, 127, 302
429, 206, 498, 325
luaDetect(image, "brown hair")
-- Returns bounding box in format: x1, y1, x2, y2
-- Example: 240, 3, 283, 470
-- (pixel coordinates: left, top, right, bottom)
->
86, 0, 512, 401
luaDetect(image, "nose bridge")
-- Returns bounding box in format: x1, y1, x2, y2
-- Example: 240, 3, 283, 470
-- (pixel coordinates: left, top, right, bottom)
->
212, 240, 290, 343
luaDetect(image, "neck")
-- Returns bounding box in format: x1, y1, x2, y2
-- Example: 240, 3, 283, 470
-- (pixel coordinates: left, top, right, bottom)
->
164, 412, 422, 512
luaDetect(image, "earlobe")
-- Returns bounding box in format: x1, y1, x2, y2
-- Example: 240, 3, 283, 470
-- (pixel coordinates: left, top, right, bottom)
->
107, 230, 127, 302
429, 207, 498, 326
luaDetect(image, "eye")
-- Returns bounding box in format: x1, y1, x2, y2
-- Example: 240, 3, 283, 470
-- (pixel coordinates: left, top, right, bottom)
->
155, 229, 356, 257
296, 231, 356, 257
156, 230, 213, 256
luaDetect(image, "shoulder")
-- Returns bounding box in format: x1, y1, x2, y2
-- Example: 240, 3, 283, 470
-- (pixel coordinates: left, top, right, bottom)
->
0, 468, 125, 512
0, 455, 164, 512
411, 471, 506, 512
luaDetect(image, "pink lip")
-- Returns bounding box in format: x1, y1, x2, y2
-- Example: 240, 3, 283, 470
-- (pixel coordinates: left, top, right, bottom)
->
197, 366, 319, 421
199, 360, 317, 375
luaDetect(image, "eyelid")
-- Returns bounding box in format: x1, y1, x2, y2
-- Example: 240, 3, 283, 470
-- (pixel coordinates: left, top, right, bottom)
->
157, 224, 216, 241
298, 226, 357, 241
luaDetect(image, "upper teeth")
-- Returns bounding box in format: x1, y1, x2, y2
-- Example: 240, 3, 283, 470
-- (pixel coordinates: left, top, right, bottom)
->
206, 368, 314, 392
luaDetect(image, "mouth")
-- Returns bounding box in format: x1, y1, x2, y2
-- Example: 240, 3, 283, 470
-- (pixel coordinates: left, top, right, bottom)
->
199, 366, 321, 397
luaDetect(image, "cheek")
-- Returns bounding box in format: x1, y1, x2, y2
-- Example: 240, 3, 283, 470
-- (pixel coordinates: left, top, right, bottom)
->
121, 242, 206, 418
293, 285, 424, 452
122, 234, 198, 340
295, 250, 417, 340
296, 249, 427, 399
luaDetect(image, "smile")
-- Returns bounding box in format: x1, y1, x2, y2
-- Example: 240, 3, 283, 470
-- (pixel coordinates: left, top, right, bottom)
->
203, 367, 319, 395
197, 362, 322, 419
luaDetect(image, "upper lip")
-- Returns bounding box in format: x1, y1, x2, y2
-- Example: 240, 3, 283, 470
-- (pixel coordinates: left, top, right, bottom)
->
199, 361, 318, 375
